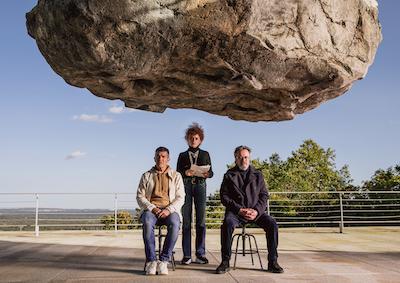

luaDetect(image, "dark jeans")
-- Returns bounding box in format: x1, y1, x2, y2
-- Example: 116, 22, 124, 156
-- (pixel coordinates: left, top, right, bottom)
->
141, 210, 180, 262
182, 179, 207, 258
221, 210, 279, 263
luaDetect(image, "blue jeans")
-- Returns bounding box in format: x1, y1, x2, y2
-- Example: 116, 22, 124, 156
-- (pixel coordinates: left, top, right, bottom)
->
141, 210, 180, 262
182, 179, 207, 258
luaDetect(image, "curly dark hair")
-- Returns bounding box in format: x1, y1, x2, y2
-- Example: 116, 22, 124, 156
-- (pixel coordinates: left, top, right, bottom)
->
185, 122, 204, 141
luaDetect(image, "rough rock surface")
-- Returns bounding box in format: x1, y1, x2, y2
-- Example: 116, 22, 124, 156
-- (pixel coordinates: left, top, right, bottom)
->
26, 0, 382, 121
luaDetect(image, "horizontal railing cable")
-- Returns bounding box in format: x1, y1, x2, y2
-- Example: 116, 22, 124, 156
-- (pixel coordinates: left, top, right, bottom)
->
0, 191, 399, 234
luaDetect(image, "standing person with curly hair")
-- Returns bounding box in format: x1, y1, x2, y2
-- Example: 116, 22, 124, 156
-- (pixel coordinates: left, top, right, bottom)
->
177, 123, 213, 265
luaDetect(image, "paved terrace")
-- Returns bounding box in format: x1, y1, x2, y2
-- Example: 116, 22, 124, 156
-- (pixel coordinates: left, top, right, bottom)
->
0, 227, 399, 282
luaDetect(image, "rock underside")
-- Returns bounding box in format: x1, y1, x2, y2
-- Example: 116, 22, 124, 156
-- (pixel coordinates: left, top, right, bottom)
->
26, 0, 382, 121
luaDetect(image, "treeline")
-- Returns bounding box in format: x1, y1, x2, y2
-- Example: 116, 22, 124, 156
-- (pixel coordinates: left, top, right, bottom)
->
206, 139, 400, 228
102, 139, 399, 229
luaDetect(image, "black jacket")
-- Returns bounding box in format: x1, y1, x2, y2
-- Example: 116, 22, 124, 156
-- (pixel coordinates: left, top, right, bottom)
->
176, 148, 214, 181
220, 165, 269, 219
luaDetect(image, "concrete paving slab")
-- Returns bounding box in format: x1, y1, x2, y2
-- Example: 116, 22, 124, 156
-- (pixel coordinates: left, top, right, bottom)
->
0, 227, 399, 282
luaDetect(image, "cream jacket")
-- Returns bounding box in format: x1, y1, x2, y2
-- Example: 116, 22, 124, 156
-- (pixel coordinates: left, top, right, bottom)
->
136, 166, 185, 221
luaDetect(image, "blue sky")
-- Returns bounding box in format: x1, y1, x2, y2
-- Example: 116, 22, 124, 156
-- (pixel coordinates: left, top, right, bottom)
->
0, 1, 399, 208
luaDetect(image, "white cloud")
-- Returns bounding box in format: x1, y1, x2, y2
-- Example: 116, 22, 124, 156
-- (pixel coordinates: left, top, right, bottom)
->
72, 114, 113, 123
65, 150, 87, 160
109, 104, 137, 114
109, 105, 124, 114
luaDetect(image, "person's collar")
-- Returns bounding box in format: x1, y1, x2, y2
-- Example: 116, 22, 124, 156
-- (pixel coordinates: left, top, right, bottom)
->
188, 146, 199, 153
238, 166, 250, 173
152, 165, 170, 174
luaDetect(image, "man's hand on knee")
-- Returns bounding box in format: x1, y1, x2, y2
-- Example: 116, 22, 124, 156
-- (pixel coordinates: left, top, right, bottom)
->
246, 209, 258, 220
158, 209, 171, 219
239, 208, 258, 221
152, 207, 162, 216
239, 208, 249, 218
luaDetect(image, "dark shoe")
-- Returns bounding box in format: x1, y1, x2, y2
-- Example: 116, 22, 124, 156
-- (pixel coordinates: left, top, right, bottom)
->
181, 257, 192, 265
216, 261, 230, 274
268, 261, 284, 273
194, 255, 209, 264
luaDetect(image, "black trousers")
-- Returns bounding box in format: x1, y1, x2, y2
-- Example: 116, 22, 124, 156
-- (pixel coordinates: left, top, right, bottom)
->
221, 210, 279, 263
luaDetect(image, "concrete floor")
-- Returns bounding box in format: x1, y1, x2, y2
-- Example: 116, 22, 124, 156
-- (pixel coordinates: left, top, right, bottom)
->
0, 227, 399, 282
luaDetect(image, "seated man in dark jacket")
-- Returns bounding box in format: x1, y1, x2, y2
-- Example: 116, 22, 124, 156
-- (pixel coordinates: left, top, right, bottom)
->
216, 145, 284, 274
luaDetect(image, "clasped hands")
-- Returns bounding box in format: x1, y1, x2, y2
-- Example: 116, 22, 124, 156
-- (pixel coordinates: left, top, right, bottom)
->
152, 207, 170, 218
239, 208, 258, 221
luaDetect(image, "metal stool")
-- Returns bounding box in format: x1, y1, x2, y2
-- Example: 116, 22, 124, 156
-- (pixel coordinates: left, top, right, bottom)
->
232, 224, 263, 270
143, 225, 176, 271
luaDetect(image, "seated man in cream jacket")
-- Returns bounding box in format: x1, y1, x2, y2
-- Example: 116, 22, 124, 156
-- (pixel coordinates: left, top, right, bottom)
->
136, 146, 185, 275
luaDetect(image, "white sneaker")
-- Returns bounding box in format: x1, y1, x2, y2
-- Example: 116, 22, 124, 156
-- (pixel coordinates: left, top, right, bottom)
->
145, 261, 157, 275
157, 261, 169, 275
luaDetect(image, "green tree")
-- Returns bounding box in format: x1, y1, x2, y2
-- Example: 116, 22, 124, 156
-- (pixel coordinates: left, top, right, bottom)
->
283, 139, 351, 192
361, 165, 400, 208
252, 140, 354, 224
362, 165, 400, 191
341, 165, 400, 224
205, 191, 224, 228
101, 210, 133, 230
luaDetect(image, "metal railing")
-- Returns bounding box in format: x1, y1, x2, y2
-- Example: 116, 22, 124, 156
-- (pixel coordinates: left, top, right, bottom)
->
0, 191, 399, 236
206, 191, 400, 232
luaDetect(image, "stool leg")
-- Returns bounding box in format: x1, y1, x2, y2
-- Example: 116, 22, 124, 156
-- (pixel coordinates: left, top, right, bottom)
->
247, 234, 255, 266
233, 234, 240, 270
158, 226, 162, 259
250, 234, 263, 270
171, 252, 176, 271
242, 233, 246, 256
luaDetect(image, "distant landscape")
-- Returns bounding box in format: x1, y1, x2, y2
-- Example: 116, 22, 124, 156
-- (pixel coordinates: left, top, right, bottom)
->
0, 208, 139, 231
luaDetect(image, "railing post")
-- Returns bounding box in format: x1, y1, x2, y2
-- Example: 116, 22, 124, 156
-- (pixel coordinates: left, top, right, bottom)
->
267, 198, 270, 216
35, 194, 39, 237
114, 193, 118, 233
339, 193, 344, 233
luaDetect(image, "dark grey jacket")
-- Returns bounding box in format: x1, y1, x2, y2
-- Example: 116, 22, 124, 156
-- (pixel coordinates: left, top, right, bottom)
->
220, 165, 269, 219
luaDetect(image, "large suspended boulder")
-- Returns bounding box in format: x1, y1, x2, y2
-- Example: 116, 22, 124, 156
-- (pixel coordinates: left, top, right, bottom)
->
26, 0, 382, 121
